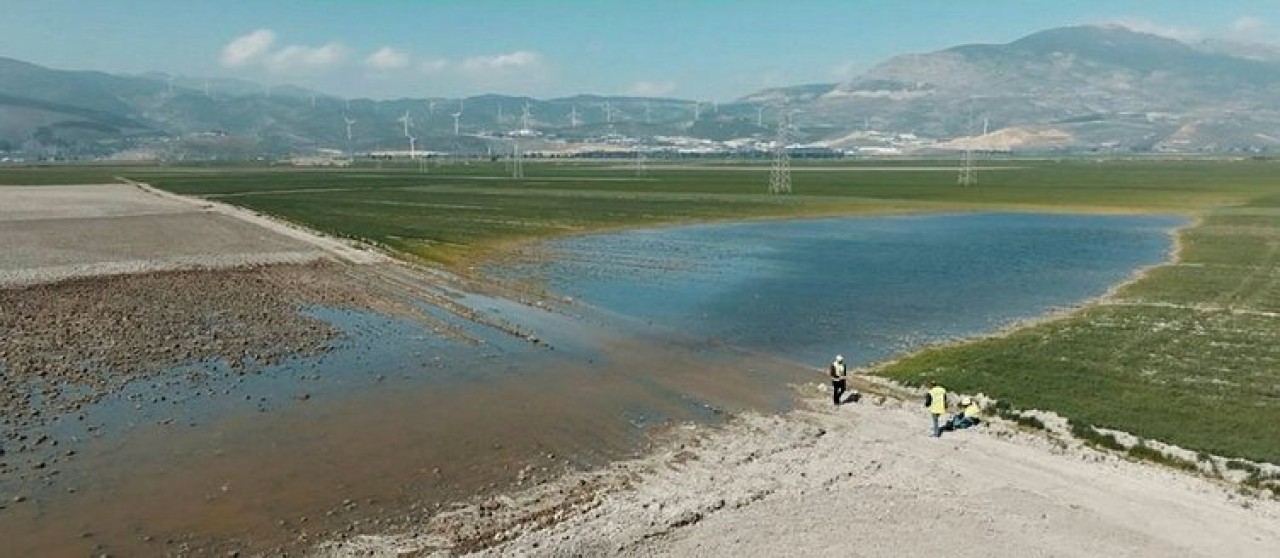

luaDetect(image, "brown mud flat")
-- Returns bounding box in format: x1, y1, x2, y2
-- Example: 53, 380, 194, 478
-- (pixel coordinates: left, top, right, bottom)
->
0, 259, 803, 557
0, 263, 375, 441
0, 182, 803, 556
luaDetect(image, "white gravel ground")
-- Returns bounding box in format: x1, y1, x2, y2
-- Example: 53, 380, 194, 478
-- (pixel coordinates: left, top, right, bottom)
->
321, 386, 1280, 558
0, 182, 386, 286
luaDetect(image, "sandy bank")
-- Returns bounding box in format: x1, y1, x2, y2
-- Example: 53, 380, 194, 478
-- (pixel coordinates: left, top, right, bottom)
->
320, 384, 1279, 557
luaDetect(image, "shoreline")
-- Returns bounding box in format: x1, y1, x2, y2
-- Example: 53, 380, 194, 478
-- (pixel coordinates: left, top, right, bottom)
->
2, 180, 1259, 555
318, 387, 1280, 557
849, 213, 1196, 378
312, 212, 1280, 556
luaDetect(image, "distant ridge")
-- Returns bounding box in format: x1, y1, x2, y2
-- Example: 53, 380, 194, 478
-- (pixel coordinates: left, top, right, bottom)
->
4, 25, 1280, 158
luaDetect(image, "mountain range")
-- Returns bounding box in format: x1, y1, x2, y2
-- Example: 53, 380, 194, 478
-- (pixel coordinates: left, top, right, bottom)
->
4, 24, 1280, 159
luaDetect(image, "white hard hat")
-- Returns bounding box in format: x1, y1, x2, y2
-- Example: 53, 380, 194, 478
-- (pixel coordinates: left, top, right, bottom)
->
835, 355, 844, 362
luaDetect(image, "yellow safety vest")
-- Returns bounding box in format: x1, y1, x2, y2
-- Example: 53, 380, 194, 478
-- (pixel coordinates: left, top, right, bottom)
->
831, 362, 846, 379
928, 386, 947, 415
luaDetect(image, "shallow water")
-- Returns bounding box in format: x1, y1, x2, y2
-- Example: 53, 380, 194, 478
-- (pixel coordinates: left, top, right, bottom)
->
1, 282, 786, 556
516, 213, 1186, 367
3, 212, 1185, 555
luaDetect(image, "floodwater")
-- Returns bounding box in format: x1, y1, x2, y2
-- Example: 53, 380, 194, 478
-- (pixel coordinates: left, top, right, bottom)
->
513, 213, 1186, 367
1, 212, 1185, 556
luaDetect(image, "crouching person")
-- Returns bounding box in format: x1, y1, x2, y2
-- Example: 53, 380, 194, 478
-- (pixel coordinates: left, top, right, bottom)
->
949, 397, 982, 430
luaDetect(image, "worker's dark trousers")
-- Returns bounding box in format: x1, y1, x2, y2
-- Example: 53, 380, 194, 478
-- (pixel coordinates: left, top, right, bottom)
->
832, 379, 846, 405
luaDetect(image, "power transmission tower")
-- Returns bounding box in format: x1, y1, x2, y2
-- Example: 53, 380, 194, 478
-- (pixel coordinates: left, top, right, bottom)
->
512, 142, 524, 179
768, 109, 792, 194
957, 148, 976, 186
957, 103, 978, 186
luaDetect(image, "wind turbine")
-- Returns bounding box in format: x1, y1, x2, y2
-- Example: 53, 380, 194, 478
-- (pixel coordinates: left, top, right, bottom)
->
604, 101, 614, 124
408, 135, 417, 159
757, 105, 765, 127
452, 99, 464, 135
569, 104, 580, 128
692, 101, 701, 121
521, 101, 533, 131
343, 115, 356, 142
398, 110, 413, 137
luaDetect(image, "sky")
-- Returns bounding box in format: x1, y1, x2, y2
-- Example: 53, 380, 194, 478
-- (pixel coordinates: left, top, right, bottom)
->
2, 0, 1279, 101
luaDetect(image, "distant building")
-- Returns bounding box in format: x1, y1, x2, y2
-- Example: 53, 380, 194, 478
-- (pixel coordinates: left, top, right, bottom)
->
289, 154, 352, 167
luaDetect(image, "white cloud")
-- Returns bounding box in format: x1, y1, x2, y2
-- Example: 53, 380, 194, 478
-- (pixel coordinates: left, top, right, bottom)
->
220, 29, 276, 68
627, 80, 677, 97
1103, 18, 1203, 43
454, 51, 551, 93
366, 47, 410, 71
1229, 16, 1268, 42
829, 60, 864, 81
220, 30, 346, 75
268, 43, 347, 73
217, 34, 555, 98
418, 58, 449, 74
460, 51, 543, 72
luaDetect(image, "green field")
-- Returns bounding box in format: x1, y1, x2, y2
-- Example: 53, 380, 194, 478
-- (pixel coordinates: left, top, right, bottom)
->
3, 158, 1278, 464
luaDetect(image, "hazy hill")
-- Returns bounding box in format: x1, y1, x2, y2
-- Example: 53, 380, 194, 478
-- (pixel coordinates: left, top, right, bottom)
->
810, 25, 1280, 151
4, 24, 1280, 158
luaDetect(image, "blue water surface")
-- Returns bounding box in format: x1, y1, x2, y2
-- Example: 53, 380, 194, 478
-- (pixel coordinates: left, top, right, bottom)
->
525, 213, 1186, 367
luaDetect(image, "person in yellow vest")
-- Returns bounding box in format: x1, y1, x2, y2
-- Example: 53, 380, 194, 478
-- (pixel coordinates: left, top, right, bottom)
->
923, 380, 948, 437
828, 355, 848, 406
948, 396, 982, 430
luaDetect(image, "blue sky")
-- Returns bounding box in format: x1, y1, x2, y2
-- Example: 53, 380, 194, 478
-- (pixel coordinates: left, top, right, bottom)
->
2, 0, 1279, 101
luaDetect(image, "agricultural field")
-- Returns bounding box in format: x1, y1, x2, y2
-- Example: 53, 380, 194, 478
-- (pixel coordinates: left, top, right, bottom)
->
881, 192, 1280, 465
3, 158, 1277, 465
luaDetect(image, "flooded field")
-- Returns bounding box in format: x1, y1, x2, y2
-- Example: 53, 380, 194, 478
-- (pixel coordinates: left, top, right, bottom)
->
0, 264, 794, 556
0, 210, 1184, 555
509, 213, 1187, 367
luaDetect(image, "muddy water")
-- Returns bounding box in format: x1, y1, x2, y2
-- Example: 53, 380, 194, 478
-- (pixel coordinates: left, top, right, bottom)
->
1, 297, 795, 556
1, 213, 1183, 556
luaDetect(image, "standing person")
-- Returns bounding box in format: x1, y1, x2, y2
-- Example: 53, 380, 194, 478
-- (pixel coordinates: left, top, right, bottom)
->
924, 380, 948, 437
828, 355, 848, 406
